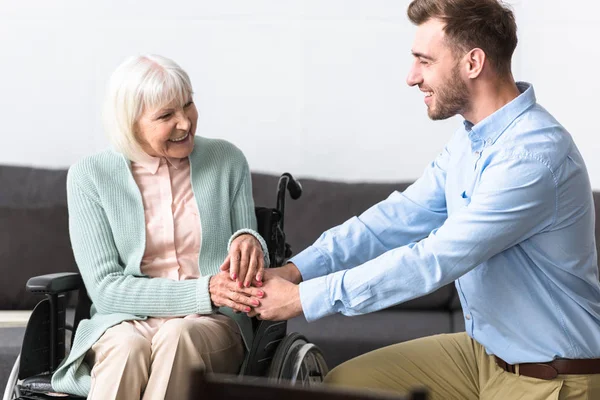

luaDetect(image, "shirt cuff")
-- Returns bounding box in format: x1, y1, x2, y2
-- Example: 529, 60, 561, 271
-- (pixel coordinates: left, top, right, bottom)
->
299, 275, 335, 322
289, 246, 328, 281
228, 228, 271, 267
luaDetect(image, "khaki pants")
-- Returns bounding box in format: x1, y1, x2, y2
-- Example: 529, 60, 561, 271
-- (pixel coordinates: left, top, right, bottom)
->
84, 314, 244, 400
325, 333, 600, 400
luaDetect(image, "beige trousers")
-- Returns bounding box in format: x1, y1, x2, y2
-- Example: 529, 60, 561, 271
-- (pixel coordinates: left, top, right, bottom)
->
84, 314, 244, 400
325, 333, 600, 400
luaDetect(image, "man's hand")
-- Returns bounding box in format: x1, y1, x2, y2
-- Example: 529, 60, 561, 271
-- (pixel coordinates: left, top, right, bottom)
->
220, 234, 265, 288
209, 271, 264, 313
264, 262, 303, 284
246, 274, 303, 321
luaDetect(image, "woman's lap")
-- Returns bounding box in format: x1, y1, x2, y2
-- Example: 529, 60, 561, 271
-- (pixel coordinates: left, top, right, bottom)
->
85, 314, 244, 400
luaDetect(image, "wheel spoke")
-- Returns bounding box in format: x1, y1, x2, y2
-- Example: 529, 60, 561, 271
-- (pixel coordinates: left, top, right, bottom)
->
267, 333, 329, 387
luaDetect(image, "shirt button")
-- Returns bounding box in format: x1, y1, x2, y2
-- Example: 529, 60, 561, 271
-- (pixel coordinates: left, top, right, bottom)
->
465, 314, 472, 320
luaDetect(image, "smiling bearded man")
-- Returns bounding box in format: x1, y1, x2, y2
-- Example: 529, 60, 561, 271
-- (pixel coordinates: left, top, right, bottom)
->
238, 1, 600, 399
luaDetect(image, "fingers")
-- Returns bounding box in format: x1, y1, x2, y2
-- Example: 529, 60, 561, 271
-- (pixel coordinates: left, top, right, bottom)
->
230, 291, 260, 308
218, 297, 253, 313
251, 277, 263, 288
209, 272, 265, 314
244, 253, 258, 288
220, 255, 231, 272
243, 253, 264, 288
237, 247, 251, 288
211, 291, 259, 313
230, 251, 240, 281
214, 272, 263, 296
229, 235, 266, 288
255, 251, 265, 283
235, 285, 264, 299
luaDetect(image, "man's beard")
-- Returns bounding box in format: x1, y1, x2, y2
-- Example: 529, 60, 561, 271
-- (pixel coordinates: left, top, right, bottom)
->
428, 64, 470, 121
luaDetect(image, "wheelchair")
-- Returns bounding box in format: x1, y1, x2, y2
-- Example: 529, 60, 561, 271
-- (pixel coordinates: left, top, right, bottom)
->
3, 173, 329, 400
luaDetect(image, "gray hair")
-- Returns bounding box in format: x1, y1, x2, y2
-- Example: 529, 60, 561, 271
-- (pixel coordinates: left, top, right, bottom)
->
103, 54, 194, 163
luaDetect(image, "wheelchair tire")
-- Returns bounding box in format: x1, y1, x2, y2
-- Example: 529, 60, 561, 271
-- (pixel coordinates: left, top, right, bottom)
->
267, 332, 329, 386
3, 355, 19, 400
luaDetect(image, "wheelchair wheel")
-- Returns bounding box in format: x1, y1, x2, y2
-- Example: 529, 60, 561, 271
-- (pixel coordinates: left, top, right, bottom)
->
267, 332, 329, 387
3, 355, 19, 400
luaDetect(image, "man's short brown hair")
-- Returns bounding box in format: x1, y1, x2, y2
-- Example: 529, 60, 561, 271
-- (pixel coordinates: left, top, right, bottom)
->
408, 0, 517, 76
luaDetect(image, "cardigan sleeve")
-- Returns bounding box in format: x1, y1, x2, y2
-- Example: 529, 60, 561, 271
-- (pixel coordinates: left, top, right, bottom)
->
67, 167, 215, 316
227, 156, 270, 267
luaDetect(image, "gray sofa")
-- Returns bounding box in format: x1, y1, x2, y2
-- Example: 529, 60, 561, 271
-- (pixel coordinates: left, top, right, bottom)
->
2, 164, 600, 394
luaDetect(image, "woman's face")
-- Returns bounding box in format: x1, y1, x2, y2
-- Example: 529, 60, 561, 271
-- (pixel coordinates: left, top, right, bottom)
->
135, 97, 198, 159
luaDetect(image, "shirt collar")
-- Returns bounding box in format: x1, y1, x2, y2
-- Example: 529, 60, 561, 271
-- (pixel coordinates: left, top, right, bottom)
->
464, 82, 536, 150
134, 153, 183, 175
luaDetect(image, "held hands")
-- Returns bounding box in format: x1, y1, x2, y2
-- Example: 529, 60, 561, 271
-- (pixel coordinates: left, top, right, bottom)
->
220, 234, 265, 288
246, 271, 303, 321
216, 250, 304, 319
209, 271, 264, 313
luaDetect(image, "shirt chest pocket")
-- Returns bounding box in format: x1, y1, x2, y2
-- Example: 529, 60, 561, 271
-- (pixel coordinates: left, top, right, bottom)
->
459, 190, 471, 206
449, 190, 471, 214
447, 191, 471, 215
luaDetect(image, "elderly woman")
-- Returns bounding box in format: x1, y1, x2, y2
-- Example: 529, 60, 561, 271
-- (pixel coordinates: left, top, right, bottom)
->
51, 54, 268, 399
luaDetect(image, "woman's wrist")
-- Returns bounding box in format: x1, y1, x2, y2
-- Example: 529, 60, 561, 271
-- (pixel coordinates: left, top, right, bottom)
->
228, 228, 270, 267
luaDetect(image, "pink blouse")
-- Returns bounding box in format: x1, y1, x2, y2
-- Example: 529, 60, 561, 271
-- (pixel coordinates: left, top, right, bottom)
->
128, 156, 206, 340
132, 156, 201, 280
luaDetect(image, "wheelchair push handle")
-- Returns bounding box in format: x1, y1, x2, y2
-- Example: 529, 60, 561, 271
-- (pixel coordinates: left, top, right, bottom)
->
281, 172, 302, 200
276, 173, 302, 231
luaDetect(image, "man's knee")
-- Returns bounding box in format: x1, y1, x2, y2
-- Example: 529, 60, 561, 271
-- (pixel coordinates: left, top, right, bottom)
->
325, 358, 371, 387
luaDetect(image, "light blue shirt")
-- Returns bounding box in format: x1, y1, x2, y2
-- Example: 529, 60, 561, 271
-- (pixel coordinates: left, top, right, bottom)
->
293, 83, 600, 363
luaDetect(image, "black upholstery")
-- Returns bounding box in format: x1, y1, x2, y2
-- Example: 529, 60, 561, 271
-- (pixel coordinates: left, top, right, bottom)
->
25, 273, 83, 296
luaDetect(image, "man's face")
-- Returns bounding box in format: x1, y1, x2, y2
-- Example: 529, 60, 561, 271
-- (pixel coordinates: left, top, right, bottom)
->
407, 18, 470, 120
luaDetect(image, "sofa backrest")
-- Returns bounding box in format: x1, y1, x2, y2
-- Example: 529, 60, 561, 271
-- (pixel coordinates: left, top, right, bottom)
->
0, 166, 77, 310
1, 165, 599, 311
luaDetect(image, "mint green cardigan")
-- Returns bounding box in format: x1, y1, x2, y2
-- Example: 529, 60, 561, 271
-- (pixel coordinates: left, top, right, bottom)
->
52, 136, 267, 397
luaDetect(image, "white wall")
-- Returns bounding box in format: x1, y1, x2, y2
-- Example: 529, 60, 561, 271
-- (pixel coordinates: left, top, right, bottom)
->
1, 1, 599, 187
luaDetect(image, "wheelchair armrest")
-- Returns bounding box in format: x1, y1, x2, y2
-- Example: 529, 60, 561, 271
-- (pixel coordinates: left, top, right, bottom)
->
26, 272, 83, 295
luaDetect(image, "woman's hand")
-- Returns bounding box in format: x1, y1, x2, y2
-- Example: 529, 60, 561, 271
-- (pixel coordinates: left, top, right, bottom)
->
209, 271, 264, 312
220, 234, 265, 288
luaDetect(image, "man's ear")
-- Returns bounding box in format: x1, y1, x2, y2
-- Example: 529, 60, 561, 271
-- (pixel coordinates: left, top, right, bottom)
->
464, 48, 486, 79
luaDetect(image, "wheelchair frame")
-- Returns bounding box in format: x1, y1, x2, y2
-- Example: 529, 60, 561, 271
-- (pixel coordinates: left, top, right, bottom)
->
4, 173, 328, 400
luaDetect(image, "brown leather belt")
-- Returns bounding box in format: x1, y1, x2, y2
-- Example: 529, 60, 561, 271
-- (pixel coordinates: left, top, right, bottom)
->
495, 356, 600, 380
